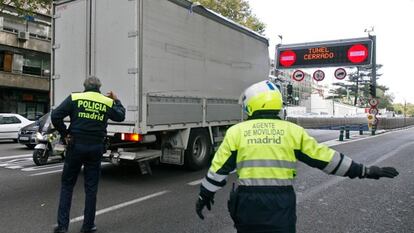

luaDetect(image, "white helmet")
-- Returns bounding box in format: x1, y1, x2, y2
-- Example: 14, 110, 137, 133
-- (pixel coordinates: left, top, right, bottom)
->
239, 80, 283, 116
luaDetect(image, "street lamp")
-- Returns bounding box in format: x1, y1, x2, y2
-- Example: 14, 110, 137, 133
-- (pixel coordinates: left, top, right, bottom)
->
364, 26, 374, 35
404, 99, 407, 127
278, 35, 283, 44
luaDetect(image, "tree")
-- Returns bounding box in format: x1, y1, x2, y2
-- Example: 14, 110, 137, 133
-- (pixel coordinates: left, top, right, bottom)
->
1, 0, 51, 16
329, 64, 396, 109
393, 103, 414, 117
376, 85, 394, 110
190, 0, 265, 34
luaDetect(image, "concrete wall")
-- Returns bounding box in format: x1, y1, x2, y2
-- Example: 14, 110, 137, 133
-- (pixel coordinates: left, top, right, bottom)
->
0, 71, 49, 91
0, 30, 51, 54
287, 116, 414, 130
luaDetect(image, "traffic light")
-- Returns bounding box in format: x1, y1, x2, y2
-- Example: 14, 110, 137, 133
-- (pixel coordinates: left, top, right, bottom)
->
287, 84, 293, 96
369, 84, 376, 97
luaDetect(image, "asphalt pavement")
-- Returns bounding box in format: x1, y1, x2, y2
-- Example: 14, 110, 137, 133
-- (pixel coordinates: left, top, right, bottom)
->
0, 128, 412, 233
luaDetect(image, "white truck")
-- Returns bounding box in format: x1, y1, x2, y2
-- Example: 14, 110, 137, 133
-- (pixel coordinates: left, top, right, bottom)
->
52, 0, 270, 172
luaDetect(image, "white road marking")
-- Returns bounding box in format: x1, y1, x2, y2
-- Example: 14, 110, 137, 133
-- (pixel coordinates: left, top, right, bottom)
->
297, 140, 414, 203
0, 158, 36, 169
29, 169, 63, 176
0, 158, 32, 166
0, 154, 32, 160
187, 179, 203, 186
28, 163, 111, 176
5, 165, 23, 169
69, 190, 170, 223
22, 164, 63, 172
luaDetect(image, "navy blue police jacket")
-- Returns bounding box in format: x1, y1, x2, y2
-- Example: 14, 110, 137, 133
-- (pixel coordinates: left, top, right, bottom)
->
51, 89, 126, 144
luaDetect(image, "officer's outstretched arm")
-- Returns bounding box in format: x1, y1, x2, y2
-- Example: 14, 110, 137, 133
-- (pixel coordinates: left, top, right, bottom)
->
196, 126, 238, 219
295, 127, 398, 179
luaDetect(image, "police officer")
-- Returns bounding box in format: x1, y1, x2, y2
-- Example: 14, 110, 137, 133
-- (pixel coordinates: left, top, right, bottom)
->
51, 76, 125, 233
195, 80, 399, 233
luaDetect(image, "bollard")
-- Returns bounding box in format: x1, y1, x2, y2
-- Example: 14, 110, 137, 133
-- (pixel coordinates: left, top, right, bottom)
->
339, 126, 344, 141
345, 126, 350, 139
359, 124, 363, 135
371, 124, 376, 135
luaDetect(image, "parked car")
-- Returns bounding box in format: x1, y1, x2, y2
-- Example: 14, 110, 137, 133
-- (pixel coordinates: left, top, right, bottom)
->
18, 122, 38, 149
20, 111, 45, 121
0, 113, 33, 142
18, 112, 50, 149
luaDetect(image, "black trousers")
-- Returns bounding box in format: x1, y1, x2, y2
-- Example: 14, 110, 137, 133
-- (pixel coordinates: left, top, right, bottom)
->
230, 186, 297, 233
57, 143, 103, 230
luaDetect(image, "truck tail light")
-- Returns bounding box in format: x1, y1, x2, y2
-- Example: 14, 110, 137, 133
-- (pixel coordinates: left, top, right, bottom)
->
121, 133, 142, 142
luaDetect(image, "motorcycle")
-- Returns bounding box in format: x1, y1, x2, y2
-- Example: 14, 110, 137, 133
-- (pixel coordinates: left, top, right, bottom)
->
33, 114, 66, 166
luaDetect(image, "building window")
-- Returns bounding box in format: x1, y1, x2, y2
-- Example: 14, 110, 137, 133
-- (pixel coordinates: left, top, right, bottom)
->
0, 48, 50, 77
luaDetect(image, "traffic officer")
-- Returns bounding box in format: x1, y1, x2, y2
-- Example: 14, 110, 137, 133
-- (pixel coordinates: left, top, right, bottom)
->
195, 80, 398, 233
51, 76, 125, 233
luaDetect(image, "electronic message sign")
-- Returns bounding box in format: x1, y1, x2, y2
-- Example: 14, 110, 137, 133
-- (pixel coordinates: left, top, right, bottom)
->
276, 38, 373, 69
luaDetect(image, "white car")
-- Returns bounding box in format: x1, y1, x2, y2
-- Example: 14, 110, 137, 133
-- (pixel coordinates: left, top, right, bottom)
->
0, 113, 34, 142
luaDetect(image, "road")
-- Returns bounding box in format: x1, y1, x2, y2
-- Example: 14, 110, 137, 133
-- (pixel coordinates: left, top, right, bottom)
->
0, 128, 413, 233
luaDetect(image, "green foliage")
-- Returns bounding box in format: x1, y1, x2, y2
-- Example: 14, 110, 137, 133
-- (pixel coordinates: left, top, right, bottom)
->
190, 0, 266, 34
330, 64, 395, 110
1, 0, 51, 16
393, 103, 414, 116
376, 85, 394, 110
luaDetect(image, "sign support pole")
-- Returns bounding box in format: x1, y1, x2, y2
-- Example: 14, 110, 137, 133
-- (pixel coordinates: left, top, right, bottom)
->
369, 34, 377, 133
370, 34, 376, 98
354, 66, 359, 106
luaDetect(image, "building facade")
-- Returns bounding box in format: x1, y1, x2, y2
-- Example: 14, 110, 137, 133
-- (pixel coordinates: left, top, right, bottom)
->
0, 5, 51, 120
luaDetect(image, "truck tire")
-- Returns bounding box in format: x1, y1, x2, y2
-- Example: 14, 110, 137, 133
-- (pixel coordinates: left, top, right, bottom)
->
184, 129, 212, 170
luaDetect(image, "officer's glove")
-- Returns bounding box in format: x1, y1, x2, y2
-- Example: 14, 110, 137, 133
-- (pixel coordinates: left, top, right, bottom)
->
196, 186, 215, 220
365, 166, 399, 179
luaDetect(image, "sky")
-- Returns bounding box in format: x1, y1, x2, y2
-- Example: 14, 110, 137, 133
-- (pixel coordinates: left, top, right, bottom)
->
247, 0, 414, 104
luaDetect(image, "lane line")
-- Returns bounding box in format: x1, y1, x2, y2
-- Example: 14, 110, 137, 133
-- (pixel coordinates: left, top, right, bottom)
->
0, 154, 32, 160
5, 165, 23, 169
69, 190, 170, 223
188, 179, 203, 186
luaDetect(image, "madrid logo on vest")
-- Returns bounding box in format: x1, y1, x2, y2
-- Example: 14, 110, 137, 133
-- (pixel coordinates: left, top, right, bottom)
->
244, 122, 285, 145
77, 99, 107, 121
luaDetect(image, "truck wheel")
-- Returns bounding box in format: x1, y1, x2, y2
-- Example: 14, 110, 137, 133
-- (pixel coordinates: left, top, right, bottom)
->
185, 129, 212, 170
33, 149, 49, 166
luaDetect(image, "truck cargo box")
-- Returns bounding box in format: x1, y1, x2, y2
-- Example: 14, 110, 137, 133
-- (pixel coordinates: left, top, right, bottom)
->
52, 0, 270, 170
52, 0, 269, 134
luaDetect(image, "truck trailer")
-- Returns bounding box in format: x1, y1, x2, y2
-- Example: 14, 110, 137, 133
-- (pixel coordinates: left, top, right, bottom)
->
52, 0, 270, 172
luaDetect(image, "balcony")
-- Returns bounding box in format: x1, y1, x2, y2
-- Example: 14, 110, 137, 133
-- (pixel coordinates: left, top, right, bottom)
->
0, 30, 51, 54
0, 71, 49, 91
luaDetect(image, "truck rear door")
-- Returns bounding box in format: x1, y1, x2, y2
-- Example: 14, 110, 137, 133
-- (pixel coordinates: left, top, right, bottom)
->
93, 0, 138, 124
52, 0, 88, 105
52, 0, 138, 126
